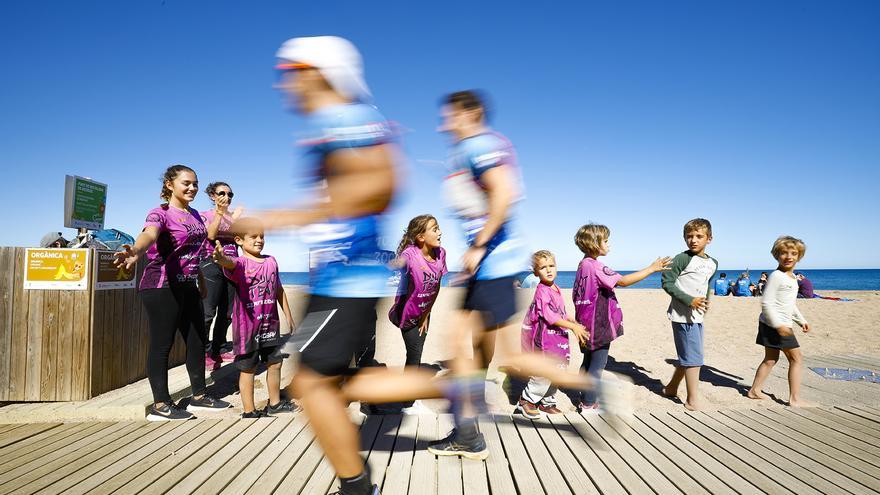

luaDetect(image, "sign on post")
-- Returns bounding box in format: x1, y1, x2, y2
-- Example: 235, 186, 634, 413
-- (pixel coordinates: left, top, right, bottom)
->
94, 250, 136, 290
24, 248, 90, 290
64, 175, 107, 230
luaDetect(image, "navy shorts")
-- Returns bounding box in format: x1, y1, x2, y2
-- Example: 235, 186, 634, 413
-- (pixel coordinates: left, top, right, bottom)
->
294, 296, 378, 377
235, 346, 283, 371
672, 322, 704, 367
462, 276, 518, 328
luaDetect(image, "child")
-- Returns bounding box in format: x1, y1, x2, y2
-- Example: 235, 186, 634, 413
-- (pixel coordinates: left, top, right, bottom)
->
388, 214, 448, 413
567, 224, 671, 412
212, 218, 299, 418
713, 273, 729, 296
748, 236, 811, 407
519, 250, 589, 419
661, 218, 718, 411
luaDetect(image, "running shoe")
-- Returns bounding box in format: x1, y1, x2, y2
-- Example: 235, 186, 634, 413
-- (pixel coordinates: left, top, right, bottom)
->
147, 402, 195, 421
400, 400, 433, 416
538, 403, 563, 414
576, 401, 602, 414
187, 395, 232, 411
328, 484, 381, 495
427, 432, 489, 460
264, 399, 302, 415
516, 398, 544, 419
241, 409, 266, 419
205, 354, 222, 371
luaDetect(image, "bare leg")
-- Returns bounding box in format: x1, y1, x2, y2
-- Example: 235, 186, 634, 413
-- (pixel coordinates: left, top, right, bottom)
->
664, 366, 685, 397
342, 367, 446, 403
748, 347, 779, 399
267, 362, 282, 406
291, 369, 363, 478
239, 369, 256, 413
683, 366, 701, 410
782, 347, 811, 407
489, 321, 589, 390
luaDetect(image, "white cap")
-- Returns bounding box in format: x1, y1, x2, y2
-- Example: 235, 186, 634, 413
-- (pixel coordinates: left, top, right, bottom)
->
276, 36, 372, 102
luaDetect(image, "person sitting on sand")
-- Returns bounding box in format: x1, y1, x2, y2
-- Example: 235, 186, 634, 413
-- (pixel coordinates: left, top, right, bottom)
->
748, 236, 812, 407
796, 272, 815, 298
713, 273, 730, 296
756, 272, 769, 296
734, 272, 752, 297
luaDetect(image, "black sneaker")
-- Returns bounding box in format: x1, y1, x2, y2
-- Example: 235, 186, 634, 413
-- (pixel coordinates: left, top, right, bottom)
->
328, 484, 381, 495
428, 428, 457, 447
147, 402, 195, 421
187, 395, 232, 411
264, 399, 302, 415
427, 432, 489, 460
241, 410, 266, 419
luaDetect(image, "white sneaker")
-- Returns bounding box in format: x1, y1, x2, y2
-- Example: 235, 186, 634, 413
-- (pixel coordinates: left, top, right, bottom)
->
401, 400, 433, 415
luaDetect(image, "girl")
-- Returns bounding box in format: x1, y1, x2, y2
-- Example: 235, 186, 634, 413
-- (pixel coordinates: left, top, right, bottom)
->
748, 236, 811, 407
568, 224, 671, 412
200, 181, 244, 368
115, 164, 231, 421
388, 215, 447, 414
212, 218, 298, 418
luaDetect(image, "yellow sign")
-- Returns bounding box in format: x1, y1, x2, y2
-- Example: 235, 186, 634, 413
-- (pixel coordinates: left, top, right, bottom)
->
94, 250, 136, 290
24, 248, 90, 290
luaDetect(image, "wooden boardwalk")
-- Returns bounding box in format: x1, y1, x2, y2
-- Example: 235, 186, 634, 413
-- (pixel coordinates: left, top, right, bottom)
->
0, 406, 879, 494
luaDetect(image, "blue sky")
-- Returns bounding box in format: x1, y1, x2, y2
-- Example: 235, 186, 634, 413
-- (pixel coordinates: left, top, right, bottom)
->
2, 1, 878, 271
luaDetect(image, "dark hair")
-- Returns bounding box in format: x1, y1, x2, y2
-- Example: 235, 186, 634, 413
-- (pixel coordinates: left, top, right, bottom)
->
443, 90, 491, 122
160, 164, 196, 201
396, 214, 437, 255
205, 181, 231, 203
719, 273, 726, 278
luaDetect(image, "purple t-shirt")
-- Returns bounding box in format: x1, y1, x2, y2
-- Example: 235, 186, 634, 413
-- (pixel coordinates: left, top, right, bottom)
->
200, 210, 238, 259
573, 257, 624, 350
388, 246, 447, 330
139, 205, 207, 290
521, 283, 571, 363
223, 255, 282, 355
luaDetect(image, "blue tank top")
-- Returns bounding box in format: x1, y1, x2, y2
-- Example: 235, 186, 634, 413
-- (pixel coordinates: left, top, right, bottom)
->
446, 132, 526, 280
714, 278, 729, 296
298, 103, 395, 297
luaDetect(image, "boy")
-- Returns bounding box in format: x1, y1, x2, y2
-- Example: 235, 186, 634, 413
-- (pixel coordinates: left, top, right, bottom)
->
661, 218, 718, 410
211, 219, 298, 418
713, 273, 729, 296
519, 251, 588, 419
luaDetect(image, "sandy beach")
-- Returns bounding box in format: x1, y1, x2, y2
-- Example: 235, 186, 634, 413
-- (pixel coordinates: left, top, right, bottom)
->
259, 287, 880, 415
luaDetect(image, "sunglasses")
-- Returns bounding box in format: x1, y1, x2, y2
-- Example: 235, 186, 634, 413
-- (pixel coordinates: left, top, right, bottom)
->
215, 191, 234, 198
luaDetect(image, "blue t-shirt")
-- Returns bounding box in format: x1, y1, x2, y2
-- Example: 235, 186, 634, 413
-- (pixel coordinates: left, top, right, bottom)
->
735, 277, 752, 297
446, 132, 526, 280
713, 278, 729, 296
298, 103, 395, 297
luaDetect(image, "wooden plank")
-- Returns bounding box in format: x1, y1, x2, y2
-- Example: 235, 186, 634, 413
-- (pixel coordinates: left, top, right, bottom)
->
24, 289, 44, 401
0, 423, 60, 449
546, 414, 626, 495
85, 420, 225, 495
0, 422, 99, 466
62, 419, 203, 495
183, 417, 291, 495
754, 408, 880, 466
704, 411, 873, 495
101, 288, 115, 394
57, 290, 75, 400
461, 452, 489, 495
512, 416, 572, 494
9, 422, 160, 494
271, 422, 333, 494
845, 405, 880, 422
568, 413, 653, 494
382, 414, 418, 494
409, 414, 439, 495
220, 416, 308, 494
533, 415, 599, 494
619, 414, 732, 495
837, 405, 880, 424
90, 289, 106, 397
0, 248, 16, 401
71, 280, 91, 400
117, 419, 250, 494
124, 288, 139, 385
244, 420, 318, 494
437, 414, 462, 495
368, 414, 402, 489
9, 248, 29, 401
0, 424, 24, 436
0, 422, 139, 490
808, 355, 876, 372
833, 354, 880, 370
602, 414, 708, 495
586, 414, 683, 494
111, 290, 125, 390
636, 414, 761, 495
678, 411, 830, 495
788, 407, 880, 442
829, 407, 880, 429
722, 410, 880, 492
40, 291, 60, 401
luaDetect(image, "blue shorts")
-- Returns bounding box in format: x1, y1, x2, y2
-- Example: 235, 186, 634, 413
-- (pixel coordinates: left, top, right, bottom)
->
672, 322, 704, 367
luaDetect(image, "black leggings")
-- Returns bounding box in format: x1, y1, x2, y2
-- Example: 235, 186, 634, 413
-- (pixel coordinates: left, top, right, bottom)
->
400, 326, 427, 367
140, 284, 207, 404
201, 261, 234, 355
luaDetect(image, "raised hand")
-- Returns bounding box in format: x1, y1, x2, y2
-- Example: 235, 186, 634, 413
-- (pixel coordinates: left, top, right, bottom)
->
231, 205, 245, 220
113, 244, 139, 270
652, 256, 673, 272
215, 194, 230, 214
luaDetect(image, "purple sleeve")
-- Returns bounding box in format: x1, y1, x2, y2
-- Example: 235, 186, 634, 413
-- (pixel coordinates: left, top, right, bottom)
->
222, 257, 246, 283
536, 288, 566, 325
594, 262, 622, 290
439, 248, 449, 277
143, 207, 165, 230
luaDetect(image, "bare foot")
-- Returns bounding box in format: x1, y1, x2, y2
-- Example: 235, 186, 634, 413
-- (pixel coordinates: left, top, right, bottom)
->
787, 399, 815, 408
684, 401, 702, 411
662, 386, 678, 398
747, 389, 769, 400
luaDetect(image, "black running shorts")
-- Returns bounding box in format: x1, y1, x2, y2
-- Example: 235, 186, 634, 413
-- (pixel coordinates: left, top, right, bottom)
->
295, 296, 378, 377
462, 276, 518, 328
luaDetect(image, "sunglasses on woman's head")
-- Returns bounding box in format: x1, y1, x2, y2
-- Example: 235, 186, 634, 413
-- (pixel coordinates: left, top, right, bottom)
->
215, 191, 234, 198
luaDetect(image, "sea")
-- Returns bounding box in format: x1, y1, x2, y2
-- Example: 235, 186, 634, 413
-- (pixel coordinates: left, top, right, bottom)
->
281, 269, 880, 291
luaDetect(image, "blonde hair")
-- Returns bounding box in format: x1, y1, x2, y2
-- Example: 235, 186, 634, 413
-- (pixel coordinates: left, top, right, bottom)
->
683, 218, 712, 238
532, 250, 555, 270
574, 224, 609, 257
771, 235, 806, 261
397, 214, 437, 255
